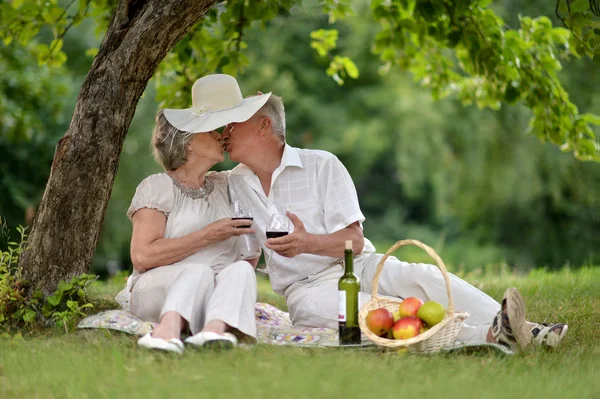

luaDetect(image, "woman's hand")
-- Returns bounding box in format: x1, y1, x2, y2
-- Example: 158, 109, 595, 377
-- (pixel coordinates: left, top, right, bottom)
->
202, 218, 256, 244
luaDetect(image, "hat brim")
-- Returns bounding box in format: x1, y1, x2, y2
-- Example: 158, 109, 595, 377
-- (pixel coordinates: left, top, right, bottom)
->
163, 93, 272, 133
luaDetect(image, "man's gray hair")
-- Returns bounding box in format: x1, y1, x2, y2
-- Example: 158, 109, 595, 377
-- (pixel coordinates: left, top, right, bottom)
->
151, 110, 193, 171
259, 94, 286, 142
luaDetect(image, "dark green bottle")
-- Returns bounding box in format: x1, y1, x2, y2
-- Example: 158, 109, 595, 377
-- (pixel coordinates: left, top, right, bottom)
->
338, 240, 361, 345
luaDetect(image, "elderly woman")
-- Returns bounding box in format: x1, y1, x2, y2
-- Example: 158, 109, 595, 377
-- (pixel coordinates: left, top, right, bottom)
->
124, 75, 271, 353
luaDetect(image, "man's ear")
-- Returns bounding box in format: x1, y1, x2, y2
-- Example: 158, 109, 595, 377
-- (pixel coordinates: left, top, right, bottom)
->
259, 117, 272, 134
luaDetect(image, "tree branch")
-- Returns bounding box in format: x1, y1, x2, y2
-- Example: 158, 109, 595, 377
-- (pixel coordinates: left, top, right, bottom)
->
556, 0, 567, 27
48, 0, 91, 56
235, 0, 245, 52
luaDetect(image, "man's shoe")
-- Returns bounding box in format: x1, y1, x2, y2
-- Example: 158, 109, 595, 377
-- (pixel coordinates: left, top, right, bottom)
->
531, 323, 568, 349
491, 287, 532, 353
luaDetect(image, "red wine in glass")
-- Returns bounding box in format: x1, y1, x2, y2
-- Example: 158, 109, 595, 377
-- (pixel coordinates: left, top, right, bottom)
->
266, 231, 288, 239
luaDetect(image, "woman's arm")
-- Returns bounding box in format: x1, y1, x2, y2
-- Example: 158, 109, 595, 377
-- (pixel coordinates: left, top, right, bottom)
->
130, 208, 256, 272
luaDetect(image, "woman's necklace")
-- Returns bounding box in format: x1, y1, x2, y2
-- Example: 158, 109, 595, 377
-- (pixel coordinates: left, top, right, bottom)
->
169, 172, 214, 203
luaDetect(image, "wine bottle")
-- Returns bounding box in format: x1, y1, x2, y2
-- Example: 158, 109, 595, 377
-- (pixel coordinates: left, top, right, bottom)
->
338, 240, 361, 345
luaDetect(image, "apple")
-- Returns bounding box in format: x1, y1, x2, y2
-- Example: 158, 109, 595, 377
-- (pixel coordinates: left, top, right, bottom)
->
366, 308, 394, 336
392, 310, 401, 322
398, 297, 424, 318
392, 316, 423, 340
417, 301, 445, 327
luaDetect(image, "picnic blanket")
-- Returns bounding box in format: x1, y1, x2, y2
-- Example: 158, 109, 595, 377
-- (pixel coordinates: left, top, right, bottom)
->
77, 302, 374, 348
77, 302, 512, 354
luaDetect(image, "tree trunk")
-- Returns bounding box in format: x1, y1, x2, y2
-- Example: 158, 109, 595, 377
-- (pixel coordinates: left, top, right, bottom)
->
20, 0, 218, 295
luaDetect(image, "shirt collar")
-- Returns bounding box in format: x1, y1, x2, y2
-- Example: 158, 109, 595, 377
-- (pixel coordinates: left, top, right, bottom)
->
279, 144, 303, 169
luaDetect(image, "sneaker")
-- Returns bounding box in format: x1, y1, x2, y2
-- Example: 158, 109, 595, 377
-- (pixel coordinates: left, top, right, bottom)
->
491, 287, 532, 353
531, 323, 568, 349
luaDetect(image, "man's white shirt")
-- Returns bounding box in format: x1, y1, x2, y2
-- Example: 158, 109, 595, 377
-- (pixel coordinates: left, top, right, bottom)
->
228, 144, 375, 294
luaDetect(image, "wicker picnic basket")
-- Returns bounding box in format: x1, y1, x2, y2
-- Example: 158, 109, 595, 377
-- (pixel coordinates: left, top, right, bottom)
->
358, 239, 470, 353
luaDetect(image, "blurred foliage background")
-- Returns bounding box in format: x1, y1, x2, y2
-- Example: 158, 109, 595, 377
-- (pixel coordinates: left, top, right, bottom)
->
1, 0, 598, 276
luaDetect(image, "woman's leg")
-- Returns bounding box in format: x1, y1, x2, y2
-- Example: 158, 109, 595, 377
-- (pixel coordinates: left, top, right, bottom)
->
151, 311, 185, 340
130, 263, 216, 340
161, 264, 215, 335
202, 260, 257, 342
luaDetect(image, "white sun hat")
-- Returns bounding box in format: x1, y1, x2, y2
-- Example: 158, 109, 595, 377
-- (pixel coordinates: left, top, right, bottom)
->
163, 74, 271, 133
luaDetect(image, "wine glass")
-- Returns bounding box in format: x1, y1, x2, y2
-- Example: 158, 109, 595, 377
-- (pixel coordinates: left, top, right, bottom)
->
232, 200, 261, 260
257, 212, 292, 275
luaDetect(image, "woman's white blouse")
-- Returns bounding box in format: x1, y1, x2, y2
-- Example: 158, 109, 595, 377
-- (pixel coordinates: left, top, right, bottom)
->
125, 171, 237, 292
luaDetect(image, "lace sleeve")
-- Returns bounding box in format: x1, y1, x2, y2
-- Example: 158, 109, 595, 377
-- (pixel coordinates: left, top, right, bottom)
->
127, 174, 174, 220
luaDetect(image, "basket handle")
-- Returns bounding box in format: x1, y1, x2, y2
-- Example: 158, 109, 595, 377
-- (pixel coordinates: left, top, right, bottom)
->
370, 239, 455, 316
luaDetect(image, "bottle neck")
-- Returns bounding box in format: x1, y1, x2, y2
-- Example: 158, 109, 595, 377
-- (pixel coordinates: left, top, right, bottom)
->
344, 248, 354, 274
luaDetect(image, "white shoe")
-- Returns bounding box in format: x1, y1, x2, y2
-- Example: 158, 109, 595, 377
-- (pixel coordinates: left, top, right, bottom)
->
138, 333, 185, 354
185, 331, 238, 349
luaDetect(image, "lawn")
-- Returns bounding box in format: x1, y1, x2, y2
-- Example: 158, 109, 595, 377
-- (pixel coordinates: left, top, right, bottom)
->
1, 267, 599, 399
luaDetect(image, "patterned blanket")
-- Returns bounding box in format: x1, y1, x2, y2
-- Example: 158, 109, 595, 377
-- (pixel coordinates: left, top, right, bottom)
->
77, 303, 512, 354
77, 302, 374, 348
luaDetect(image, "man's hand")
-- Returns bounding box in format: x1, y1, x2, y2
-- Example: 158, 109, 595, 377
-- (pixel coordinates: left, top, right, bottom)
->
265, 211, 314, 258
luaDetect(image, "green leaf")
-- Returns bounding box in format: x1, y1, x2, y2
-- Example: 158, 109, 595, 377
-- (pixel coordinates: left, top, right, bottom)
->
49, 39, 63, 53
23, 309, 36, 322
593, 54, 600, 65
581, 113, 600, 125
570, 0, 590, 13
11, 308, 24, 319
47, 51, 67, 67
57, 281, 71, 292
46, 292, 62, 307
66, 300, 78, 311
341, 57, 359, 79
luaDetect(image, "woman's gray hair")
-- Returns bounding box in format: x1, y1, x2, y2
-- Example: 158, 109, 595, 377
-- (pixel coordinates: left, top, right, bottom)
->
151, 109, 193, 171
259, 95, 286, 142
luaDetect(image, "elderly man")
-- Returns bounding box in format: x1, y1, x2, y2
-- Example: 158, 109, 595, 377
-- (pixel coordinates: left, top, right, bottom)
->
222, 86, 567, 352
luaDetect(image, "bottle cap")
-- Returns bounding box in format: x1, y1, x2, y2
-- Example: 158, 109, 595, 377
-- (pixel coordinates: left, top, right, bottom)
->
345, 240, 352, 250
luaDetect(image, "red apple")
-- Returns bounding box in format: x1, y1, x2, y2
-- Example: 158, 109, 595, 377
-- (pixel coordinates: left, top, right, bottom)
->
398, 297, 424, 317
366, 308, 394, 336
392, 316, 423, 340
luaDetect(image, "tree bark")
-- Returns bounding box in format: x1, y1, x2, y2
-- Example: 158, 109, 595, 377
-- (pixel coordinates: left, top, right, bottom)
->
20, 0, 218, 295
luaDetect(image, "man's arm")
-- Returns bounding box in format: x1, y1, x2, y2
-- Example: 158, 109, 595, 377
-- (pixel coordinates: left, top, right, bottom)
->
265, 212, 364, 258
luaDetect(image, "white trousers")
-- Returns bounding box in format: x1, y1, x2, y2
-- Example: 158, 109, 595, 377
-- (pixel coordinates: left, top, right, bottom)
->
130, 261, 257, 342
283, 254, 500, 345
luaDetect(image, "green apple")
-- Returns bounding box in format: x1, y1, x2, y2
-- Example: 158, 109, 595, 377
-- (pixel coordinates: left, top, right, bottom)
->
417, 301, 445, 327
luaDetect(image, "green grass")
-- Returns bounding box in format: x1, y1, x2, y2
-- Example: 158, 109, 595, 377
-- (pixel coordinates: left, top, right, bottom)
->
1, 268, 600, 399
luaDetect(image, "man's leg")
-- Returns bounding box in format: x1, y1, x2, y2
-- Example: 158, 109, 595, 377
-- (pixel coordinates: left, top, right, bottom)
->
359, 254, 500, 344
284, 266, 344, 329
